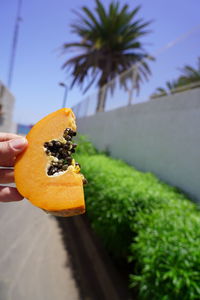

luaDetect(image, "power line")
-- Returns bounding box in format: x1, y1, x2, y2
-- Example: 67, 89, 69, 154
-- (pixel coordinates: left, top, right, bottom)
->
7, 0, 23, 89
153, 23, 200, 57
100, 24, 200, 88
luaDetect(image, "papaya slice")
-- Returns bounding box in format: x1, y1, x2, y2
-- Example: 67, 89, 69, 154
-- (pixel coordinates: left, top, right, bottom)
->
14, 108, 85, 217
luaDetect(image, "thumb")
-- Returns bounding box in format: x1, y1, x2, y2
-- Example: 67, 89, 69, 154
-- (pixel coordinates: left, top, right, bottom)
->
0, 137, 27, 166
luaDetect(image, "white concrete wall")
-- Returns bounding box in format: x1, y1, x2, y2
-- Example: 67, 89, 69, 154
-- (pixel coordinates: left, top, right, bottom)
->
0, 82, 15, 133
77, 88, 200, 202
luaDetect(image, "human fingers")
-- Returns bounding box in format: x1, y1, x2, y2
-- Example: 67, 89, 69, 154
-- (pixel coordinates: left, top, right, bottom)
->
0, 169, 14, 183
0, 133, 23, 142
0, 186, 24, 202
0, 137, 27, 167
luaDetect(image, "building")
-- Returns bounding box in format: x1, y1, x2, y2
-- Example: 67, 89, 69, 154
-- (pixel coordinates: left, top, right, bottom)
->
0, 81, 15, 133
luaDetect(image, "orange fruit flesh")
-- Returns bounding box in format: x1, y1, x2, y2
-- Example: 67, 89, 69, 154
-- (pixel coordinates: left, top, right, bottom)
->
14, 108, 85, 216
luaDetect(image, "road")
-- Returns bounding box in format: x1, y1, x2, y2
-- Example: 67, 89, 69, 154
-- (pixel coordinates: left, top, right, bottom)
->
0, 199, 80, 300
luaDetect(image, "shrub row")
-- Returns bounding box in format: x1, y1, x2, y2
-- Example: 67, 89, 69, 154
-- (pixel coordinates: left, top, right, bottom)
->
75, 137, 200, 299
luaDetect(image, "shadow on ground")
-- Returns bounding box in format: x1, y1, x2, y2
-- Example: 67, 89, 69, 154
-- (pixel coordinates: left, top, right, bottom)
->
55, 215, 133, 300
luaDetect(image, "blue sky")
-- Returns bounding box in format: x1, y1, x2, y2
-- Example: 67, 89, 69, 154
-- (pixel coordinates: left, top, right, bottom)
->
0, 0, 200, 124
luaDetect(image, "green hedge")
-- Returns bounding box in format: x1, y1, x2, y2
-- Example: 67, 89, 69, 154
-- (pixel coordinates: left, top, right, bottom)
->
130, 209, 200, 299
75, 137, 200, 299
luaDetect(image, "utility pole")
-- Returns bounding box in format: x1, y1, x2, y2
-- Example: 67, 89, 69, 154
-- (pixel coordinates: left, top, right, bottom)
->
59, 82, 68, 108
7, 0, 23, 89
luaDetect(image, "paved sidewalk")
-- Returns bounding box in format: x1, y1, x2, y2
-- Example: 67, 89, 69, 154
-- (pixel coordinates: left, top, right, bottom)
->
0, 200, 80, 300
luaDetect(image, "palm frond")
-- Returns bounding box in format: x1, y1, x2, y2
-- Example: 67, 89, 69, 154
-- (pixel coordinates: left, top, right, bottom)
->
82, 6, 101, 30
96, 0, 107, 24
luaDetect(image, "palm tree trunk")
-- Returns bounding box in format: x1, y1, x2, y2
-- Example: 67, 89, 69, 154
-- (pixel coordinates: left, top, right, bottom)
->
96, 85, 107, 113
128, 87, 134, 105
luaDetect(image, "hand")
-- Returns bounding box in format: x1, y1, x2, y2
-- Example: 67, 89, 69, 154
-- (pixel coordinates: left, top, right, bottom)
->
0, 133, 28, 202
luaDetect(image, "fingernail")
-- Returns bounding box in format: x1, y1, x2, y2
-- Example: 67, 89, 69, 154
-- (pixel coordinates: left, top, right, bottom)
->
10, 138, 27, 150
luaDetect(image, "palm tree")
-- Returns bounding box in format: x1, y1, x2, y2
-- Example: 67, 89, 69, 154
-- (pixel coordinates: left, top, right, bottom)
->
151, 80, 178, 98
178, 58, 200, 85
61, 0, 152, 112
151, 57, 200, 99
